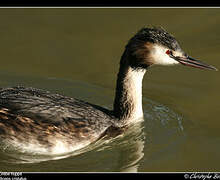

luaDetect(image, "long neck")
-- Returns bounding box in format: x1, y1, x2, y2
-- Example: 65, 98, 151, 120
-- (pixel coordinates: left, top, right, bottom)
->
113, 51, 146, 125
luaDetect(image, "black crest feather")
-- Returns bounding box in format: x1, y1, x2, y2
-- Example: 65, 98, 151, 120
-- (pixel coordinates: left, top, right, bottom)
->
127, 27, 181, 51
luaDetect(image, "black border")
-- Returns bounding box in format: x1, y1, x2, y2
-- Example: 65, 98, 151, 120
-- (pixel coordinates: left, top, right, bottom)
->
0, 0, 220, 7
4, 172, 217, 179
8, 172, 219, 179
22, 172, 188, 179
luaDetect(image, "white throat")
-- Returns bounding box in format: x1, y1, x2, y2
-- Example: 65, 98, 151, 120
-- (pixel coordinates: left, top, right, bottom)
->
124, 67, 145, 120
114, 65, 146, 125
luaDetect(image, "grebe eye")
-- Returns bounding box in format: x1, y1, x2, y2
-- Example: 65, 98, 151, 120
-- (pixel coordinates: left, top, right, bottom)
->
166, 50, 171, 55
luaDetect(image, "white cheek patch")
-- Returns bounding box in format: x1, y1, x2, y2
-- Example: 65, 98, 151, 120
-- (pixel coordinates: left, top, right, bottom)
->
150, 45, 180, 65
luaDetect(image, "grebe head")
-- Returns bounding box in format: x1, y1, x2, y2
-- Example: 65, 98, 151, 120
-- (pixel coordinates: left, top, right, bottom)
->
125, 27, 218, 71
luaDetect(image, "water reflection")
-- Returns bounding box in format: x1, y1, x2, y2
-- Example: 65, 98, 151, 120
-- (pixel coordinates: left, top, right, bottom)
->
115, 120, 145, 172
113, 97, 186, 172
119, 140, 144, 172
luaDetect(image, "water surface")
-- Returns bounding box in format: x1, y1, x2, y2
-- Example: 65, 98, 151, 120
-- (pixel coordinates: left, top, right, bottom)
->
0, 8, 219, 172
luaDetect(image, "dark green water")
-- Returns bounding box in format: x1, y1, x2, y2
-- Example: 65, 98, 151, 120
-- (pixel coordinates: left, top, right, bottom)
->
0, 8, 219, 172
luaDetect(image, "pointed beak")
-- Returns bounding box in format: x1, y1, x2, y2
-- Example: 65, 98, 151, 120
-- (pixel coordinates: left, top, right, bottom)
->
171, 54, 218, 71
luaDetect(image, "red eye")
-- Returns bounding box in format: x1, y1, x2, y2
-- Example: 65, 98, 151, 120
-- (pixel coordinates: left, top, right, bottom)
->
166, 50, 170, 55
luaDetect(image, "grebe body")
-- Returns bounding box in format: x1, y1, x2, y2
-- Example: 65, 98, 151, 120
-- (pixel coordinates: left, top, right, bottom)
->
0, 86, 115, 154
0, 27, 217, 154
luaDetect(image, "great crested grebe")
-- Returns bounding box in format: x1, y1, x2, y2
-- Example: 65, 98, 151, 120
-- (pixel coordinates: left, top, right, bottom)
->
0, 27, 217, 155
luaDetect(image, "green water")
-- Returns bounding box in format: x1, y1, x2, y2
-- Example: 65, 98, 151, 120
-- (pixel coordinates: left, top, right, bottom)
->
0, 8, 219, 172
